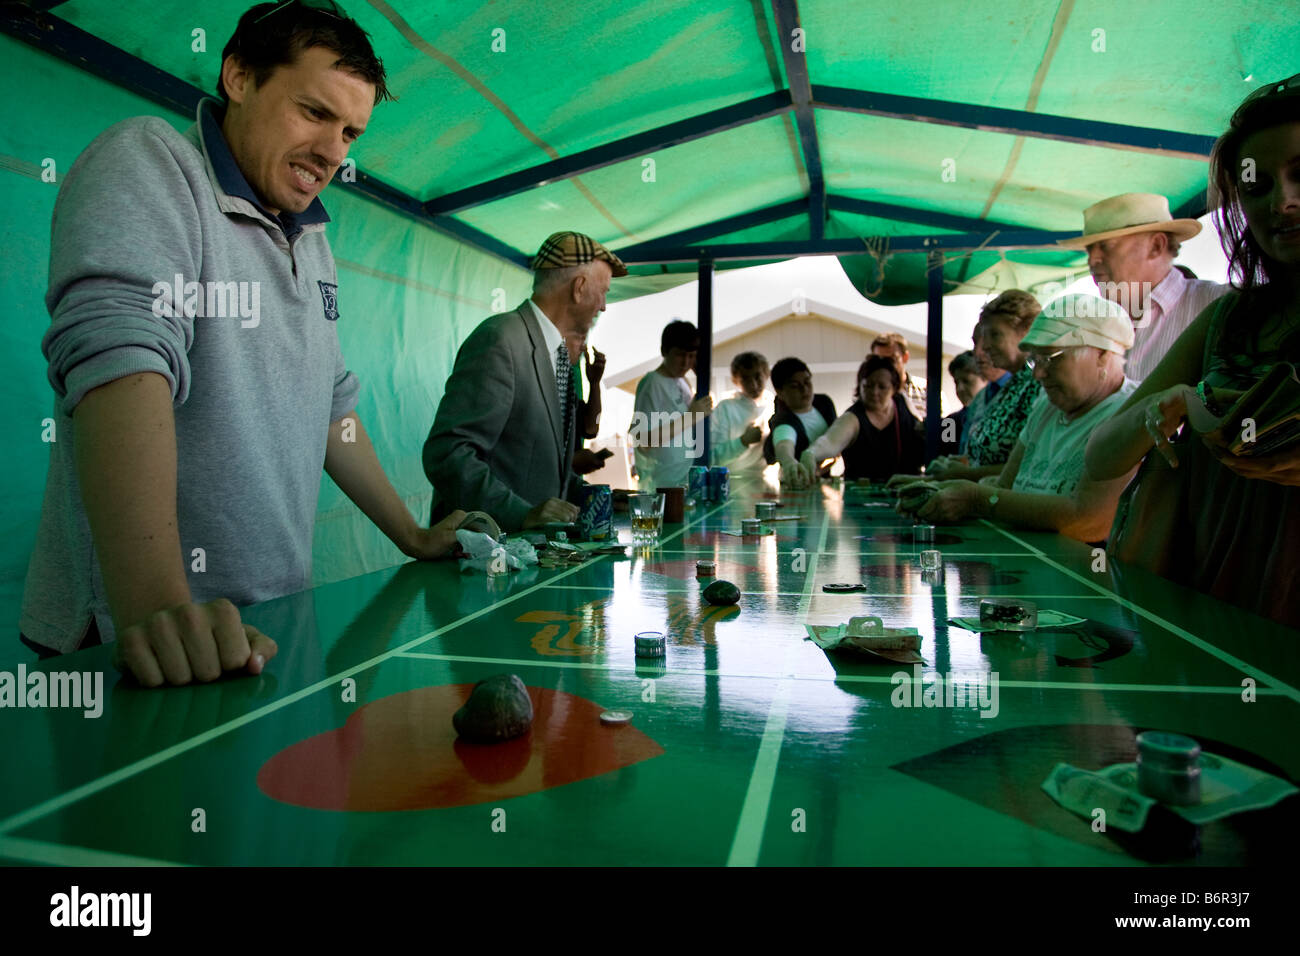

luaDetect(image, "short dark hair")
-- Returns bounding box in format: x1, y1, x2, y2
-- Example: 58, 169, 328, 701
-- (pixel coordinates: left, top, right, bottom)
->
857, 355, 900, 393
661, 320, 699, 354
948, 350, 981, 379
770, 357, 810, 390
219, 2, 393, 105
730, 351, 769, 377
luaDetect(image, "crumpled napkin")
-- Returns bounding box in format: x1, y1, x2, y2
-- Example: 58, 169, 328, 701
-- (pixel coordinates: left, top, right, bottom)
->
456, 530, 538, 574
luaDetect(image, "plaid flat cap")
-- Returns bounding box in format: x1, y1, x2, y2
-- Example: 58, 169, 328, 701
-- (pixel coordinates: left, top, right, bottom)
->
531, 231, 628, 277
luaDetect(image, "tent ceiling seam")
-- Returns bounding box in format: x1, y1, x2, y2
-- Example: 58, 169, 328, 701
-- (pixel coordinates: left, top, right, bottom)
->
978, 0, 1076, 221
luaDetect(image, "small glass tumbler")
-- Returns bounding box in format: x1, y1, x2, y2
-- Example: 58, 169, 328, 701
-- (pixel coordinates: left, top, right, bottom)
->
629, 493, 666, 545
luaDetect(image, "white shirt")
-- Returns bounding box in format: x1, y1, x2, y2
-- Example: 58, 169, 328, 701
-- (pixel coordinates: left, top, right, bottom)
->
1013, 381, 1138, 496
772, 408, 830, 450
526, 298, 566, 379
1125, 269, 1227, 382
631, 370, 699, 488
710, 392, 770, 477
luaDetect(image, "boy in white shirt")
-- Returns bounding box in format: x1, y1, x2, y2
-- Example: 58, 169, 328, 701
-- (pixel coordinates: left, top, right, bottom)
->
630, 320, 713, 488
710, 351, 770, 479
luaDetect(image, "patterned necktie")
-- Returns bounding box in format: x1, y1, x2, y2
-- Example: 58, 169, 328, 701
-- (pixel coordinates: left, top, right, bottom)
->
555, 343, 570, 432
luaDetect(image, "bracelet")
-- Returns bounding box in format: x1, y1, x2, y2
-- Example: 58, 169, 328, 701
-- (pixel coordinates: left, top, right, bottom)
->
1196, 380, 1222, 415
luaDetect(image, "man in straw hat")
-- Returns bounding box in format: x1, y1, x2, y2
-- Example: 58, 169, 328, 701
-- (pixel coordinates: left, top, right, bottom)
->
1058, 193, 1226, 381
424, 231, 627, 531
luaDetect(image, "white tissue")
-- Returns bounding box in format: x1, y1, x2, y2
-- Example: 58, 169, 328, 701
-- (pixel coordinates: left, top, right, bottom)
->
456, 530, 538, 574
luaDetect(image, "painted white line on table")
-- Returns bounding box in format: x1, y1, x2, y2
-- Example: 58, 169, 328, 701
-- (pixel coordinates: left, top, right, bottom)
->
982, 521, 1300, 705
0, 835, 187, 867
726, 508, 832, 868
0, 501, 735, 837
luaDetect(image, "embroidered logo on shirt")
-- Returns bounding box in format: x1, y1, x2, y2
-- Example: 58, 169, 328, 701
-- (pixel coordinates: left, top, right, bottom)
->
318, 281, 339, 321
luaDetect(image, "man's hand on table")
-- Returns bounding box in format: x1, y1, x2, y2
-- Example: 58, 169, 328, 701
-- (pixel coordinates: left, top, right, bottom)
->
523, 498, 580, 528
404, 509, 467, 559
112, 597, 278, 688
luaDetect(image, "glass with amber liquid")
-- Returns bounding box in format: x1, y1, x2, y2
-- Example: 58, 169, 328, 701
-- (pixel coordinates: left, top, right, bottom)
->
629, 493, 666, 544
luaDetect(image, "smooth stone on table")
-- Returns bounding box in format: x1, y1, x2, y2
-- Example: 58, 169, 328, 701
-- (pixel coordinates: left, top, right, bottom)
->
703, 579, 740, 606
452, 673, 534, 743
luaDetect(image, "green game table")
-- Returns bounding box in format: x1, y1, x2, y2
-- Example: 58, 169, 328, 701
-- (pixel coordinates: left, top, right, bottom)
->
2, 480, 1296, 866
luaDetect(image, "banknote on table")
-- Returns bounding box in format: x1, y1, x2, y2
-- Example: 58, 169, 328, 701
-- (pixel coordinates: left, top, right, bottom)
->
806, 616, 924, 663
1041, 763, 1154, 832
1043, 753, 1297, 832
1097, 754, 1297, 825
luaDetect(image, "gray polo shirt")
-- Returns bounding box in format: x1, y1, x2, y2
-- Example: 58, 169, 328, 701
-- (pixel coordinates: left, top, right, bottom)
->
21, 99, 360, 654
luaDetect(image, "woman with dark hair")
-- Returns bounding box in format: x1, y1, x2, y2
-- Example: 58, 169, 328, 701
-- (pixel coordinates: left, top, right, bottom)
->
1085, 74, 1300, 627
800, 356, 925, 482
763, 358, 836, 486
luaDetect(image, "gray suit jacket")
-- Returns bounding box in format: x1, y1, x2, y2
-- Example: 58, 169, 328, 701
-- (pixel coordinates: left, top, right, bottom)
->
424, 302, 576, 531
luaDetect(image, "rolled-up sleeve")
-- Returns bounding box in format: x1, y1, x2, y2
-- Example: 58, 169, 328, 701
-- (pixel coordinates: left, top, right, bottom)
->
43, 122, 200, 416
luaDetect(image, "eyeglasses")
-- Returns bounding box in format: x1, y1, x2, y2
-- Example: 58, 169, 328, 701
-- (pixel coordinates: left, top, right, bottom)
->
1024, 348, 1069, 371
252, 0, 346, 26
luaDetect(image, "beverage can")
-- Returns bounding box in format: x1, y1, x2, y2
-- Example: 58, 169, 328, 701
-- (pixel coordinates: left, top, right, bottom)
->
576, 484, 613, 541
688, 465, 711, 503
708, 466, 730, 502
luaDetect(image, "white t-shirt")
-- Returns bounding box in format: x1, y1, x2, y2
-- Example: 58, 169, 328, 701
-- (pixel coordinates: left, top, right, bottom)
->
1012, 381, 1137, 496
772, 407, 829, 451
710, 392, 769, 477
631, 370, 700, 487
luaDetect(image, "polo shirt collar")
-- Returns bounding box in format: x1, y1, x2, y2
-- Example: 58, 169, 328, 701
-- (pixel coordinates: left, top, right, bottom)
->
195, 98, 331, 238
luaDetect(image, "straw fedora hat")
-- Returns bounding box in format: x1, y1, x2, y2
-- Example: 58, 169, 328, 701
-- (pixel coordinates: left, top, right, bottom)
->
1056, 192, 1201, 249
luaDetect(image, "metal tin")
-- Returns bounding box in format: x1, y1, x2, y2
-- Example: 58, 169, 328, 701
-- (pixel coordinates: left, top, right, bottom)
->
696, 560, 716, 578
688, 466, 711, 503
575, 484, 613, 541
755, 501, 777, 520
634, 631, 667, 658
741, 517, 761, 535
1135, 731, 1202, 805
708, 466, 730, 502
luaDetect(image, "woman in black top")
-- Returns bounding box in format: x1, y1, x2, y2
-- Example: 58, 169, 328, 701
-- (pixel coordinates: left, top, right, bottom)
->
800, 356, 925, 481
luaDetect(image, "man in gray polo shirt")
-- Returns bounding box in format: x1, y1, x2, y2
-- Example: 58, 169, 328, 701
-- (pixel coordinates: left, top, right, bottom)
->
20, 2, 463, 686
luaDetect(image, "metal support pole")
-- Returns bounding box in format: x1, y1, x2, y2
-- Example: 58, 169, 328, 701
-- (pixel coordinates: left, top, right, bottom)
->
696, 255, 714, 465
925, 249, 944, 461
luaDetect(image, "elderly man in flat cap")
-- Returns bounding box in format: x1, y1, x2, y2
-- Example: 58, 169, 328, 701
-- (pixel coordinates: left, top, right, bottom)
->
1058, 193, 1226, 381
424, 231, 627, 531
